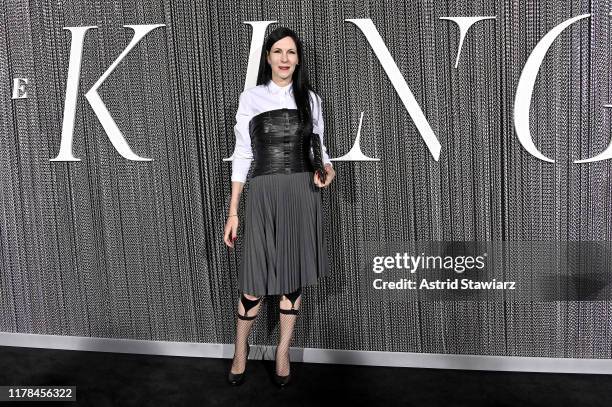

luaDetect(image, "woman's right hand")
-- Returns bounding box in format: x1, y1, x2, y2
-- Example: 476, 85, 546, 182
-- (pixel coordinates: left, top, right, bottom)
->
224, 216, 239, 248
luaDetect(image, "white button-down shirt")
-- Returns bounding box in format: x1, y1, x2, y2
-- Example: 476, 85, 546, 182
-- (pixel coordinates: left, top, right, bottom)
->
231, 80, 333, 183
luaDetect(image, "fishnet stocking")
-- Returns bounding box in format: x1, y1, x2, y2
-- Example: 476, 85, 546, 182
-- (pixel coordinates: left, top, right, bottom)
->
276, 288, 302, 377
230, 293, 263, 375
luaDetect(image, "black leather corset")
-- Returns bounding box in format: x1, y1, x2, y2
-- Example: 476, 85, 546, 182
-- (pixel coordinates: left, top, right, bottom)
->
249, 108, 315, 177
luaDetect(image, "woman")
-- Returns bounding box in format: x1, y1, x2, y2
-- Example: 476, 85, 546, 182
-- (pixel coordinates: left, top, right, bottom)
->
223, 27, 336, 388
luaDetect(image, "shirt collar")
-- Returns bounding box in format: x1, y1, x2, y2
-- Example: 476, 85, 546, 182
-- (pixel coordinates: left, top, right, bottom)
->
267, 80, 293, 95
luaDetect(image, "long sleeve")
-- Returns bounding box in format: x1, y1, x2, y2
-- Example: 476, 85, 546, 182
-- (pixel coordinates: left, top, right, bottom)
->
231, 91, 253, 183
311, 92, 333, 167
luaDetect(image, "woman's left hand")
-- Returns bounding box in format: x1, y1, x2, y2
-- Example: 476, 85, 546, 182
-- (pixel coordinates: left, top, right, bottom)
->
314, 164, 335, 188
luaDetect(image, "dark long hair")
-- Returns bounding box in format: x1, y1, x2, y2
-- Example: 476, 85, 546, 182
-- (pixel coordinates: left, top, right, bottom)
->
257, 27, 314, 133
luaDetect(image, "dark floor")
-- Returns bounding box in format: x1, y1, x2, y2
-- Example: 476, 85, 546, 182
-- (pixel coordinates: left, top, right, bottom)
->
0, 346, 610, 406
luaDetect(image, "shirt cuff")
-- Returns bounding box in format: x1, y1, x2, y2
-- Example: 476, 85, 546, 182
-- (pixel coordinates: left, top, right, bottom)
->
231, 157, 252, 183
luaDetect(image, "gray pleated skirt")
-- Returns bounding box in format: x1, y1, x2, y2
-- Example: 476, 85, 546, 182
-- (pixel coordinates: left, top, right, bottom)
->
238, 171, 330, 296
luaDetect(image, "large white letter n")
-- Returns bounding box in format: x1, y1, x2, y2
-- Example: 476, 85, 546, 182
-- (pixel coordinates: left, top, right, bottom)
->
346, 19, 441, 160
52, 24, 165, 162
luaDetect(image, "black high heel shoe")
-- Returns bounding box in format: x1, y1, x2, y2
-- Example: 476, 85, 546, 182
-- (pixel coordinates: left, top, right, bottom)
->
228, 342, 250, 386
